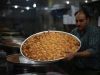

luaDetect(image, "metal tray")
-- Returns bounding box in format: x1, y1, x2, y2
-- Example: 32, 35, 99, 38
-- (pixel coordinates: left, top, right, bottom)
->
20, 30, 81, 64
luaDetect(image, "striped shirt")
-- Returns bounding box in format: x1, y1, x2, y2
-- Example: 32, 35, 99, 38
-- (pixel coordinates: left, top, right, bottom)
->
71, 25, 100, 70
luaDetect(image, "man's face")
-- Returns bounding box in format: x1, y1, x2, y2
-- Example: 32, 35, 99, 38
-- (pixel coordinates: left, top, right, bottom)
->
75, 12, 89, 31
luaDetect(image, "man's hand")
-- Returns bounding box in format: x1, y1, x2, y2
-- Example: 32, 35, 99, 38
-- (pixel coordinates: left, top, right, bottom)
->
65, 52, 76, 60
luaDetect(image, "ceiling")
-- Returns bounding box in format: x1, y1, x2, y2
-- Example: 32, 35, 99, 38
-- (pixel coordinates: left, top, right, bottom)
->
0, 0, 99, 19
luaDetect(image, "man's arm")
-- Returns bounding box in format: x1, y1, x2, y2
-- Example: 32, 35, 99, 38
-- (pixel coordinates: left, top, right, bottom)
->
75, 50, 93, 57
68, 27, 100, 59
75, 28, 100, 58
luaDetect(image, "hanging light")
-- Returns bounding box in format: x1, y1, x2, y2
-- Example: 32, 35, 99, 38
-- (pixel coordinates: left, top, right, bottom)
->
33, 3, 37, 8
66, 1, 70, 4
44, 7, 48, 10
85, 0, 88, 3
14, 5, 19, 9
21, 10, 24, 13
25, 6, 30, 10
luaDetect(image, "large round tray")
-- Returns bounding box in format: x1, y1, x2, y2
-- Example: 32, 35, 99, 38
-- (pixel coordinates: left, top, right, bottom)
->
20, 31, 81, 64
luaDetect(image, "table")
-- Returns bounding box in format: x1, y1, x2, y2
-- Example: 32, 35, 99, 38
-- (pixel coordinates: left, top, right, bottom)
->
0, 36, 25, 54
6, 54, 68, 75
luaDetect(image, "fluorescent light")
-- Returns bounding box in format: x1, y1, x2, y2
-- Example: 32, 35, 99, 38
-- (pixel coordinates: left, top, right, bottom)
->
33, 3, 36, 8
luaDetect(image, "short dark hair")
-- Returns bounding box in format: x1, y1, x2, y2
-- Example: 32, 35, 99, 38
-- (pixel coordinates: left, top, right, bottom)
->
74, 9, 91, 19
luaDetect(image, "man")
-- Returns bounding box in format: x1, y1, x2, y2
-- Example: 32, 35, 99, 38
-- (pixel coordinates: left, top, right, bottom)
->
58, 9, 100, 75
68, 9, 100, 74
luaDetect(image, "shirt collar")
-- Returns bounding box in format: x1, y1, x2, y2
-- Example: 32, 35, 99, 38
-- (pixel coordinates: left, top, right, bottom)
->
77, 25, 89, 37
